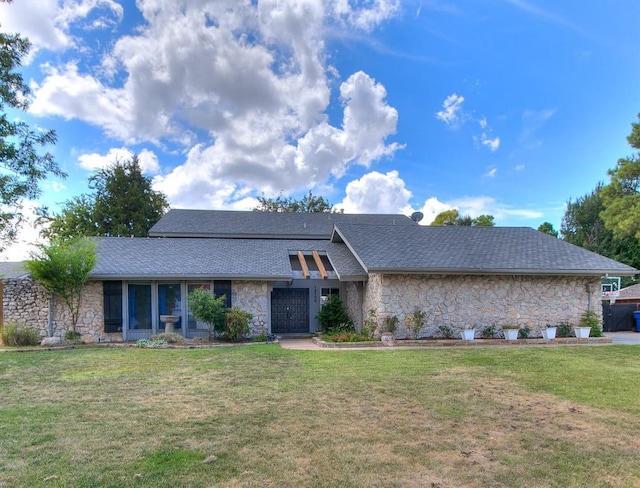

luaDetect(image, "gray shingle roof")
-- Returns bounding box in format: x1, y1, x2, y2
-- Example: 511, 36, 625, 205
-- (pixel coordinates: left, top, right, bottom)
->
332, 224, 638, 276
149, 209, 416, 239
90, 237, 366, 281
616, 283, 640, 299
0, 262, 27, 279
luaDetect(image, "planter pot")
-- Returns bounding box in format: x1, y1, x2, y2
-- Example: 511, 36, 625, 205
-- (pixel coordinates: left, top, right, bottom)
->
461, 329, 475, 341
503, 329, 519, 340
381, 332, 395, 347
574, 326, 591, 339
541, 327, 557, 340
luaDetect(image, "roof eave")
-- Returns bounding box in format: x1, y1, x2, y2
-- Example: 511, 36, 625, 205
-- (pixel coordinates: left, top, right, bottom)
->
89, 273, 293, 281
365, 268, 638, 276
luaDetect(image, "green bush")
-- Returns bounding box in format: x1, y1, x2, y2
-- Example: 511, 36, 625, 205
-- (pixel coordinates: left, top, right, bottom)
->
438, 324, 453, 339
382, 315, 399, 334
1, 323, 41, 347
317, 295, 351, 333
187, 288, 227, 336
361, 309, 379, 338
322, 332, 376, 343
580, 311, 603, 337
224, 307, 252, 342
518, 326, 531, 339
557, 321, 573, 338
152, 332, 185, 345
481, 324, 497, 339
253, 331, 268, 342
64, 330, 81, 341
405, 309, 426, 339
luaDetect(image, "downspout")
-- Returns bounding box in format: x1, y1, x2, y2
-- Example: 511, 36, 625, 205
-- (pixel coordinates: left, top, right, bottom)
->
48, 293, 54, 337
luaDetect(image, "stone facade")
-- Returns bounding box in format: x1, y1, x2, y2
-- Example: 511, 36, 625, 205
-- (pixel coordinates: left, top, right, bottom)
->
344, 281, 364, 327
232, 281, 269, 336
362, 273, 603, 339
2, 278, 119, 342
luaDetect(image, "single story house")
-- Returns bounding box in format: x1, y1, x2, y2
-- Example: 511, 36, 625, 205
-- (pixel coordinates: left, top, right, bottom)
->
2, 209, 637, 341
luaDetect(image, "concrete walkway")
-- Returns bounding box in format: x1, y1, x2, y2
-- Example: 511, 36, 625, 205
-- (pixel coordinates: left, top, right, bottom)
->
278, 331, 640, 350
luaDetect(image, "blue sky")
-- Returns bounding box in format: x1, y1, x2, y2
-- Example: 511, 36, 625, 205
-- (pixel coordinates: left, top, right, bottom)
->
1, 0, 639, 260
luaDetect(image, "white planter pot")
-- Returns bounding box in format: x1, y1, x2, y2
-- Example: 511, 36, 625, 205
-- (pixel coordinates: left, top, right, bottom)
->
461, 329, 475, 341
541, 327, 557, 340
503, 329, 519, 340
574, 327, 591, 339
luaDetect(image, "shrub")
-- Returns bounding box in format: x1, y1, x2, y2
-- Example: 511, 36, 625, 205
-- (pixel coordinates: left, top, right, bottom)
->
322, 332, 376, 343
1, 323, 41, 347
518, 326, 531, 339
438, 324, 453, 339
361, 309, 379, 338
557, 321, 573, 338
405, 309, 426, 339
188, 288, 227, 336
580, 311, 603, 337
152, 332, 185, 345
382, 315, 399, 334
317, 295, 350, 333
224, 307, 252, 342
64, 330, 81, 342
481, 324, 497, 339
254, 331, 268, 342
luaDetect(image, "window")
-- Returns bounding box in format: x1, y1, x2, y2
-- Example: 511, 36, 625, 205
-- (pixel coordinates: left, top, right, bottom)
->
214, 280, 232, 308
321, 287, 340, 306
158, 283, 182, 330
103, 281, 122, 333
128, 283, 152, 330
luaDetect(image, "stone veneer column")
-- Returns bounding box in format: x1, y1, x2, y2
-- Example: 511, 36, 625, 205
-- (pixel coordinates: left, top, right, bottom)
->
231, 281, 269, 335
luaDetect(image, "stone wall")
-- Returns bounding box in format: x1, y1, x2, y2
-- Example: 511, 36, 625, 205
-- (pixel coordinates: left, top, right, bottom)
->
3, 278, 121, 342
3, 278, 50, 337
363, 273, 603, 338
344, 281, 363, 328
232, 281, 269, 335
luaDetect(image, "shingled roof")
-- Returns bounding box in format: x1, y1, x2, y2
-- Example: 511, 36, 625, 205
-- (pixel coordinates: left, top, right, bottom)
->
90, 237, 366, 281
332, 224, 638, 276
149, 209, 416, 239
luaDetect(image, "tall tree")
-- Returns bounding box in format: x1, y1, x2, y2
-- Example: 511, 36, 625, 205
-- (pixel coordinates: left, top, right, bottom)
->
537, 222, 558, 238
431, 209, 495, 227
44, 156, 169, 240
561, 184, 640, 286
25, 238, 97, 335
0, 12, 65, 249
254, 190, 339, 213
601, 114, 640, 239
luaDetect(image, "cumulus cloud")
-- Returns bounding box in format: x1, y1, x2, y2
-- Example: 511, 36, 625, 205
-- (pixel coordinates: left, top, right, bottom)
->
78, 147, 160, 174
30, 1, 402, 206
435, 93, 464, 125
0, 201, 48, 262
0, 0, 123, 54
337, 170, 412, 214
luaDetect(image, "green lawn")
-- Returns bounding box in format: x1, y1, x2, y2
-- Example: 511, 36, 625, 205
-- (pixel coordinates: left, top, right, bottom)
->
1, 345, 640, 487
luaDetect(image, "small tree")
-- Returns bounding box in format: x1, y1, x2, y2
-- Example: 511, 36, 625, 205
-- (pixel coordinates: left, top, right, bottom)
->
317, 294, 351, 332
187, 288, 227, 338
24, 238, 97, 335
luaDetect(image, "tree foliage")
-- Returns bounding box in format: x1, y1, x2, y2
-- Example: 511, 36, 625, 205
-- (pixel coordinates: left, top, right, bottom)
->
561, 184, 640, 286
187, 288, 227, 336
601, 114, 640, 239
44, 156, 169, 240
431, 209, 495, 227
24, 238, 97, 334
0, 19, 65, 249
537, 222, 558, 238
254, 190, 340, 213
316, 294, 351, 333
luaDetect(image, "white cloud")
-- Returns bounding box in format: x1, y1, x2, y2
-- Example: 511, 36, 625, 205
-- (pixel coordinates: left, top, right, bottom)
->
484, 167, 498, 178
78, 147, 160, 174
0, 0, 123, 54
417, 197, 453, 224
337, 170, 411, 214
0, 202, 48, 262
449, 196, 543, 220
480, 134, 500, 151
435, 93, 464, 125
30, 1, 401, 205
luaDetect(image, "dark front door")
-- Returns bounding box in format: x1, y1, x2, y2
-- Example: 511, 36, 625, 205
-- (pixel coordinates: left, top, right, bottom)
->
271, 288, 309, 334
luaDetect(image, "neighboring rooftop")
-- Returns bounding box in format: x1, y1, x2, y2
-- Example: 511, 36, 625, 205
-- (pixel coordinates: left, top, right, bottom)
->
0, 262, 27, 279
616, 283, 640, 300
332, 224, 639, 276
149, 209, 416, 239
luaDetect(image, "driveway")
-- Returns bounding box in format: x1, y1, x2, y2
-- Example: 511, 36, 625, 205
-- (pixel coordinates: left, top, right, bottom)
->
606, 331, 640, 345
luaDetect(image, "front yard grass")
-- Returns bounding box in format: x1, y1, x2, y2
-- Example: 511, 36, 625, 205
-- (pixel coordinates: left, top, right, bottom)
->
1, 345, 640, 487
